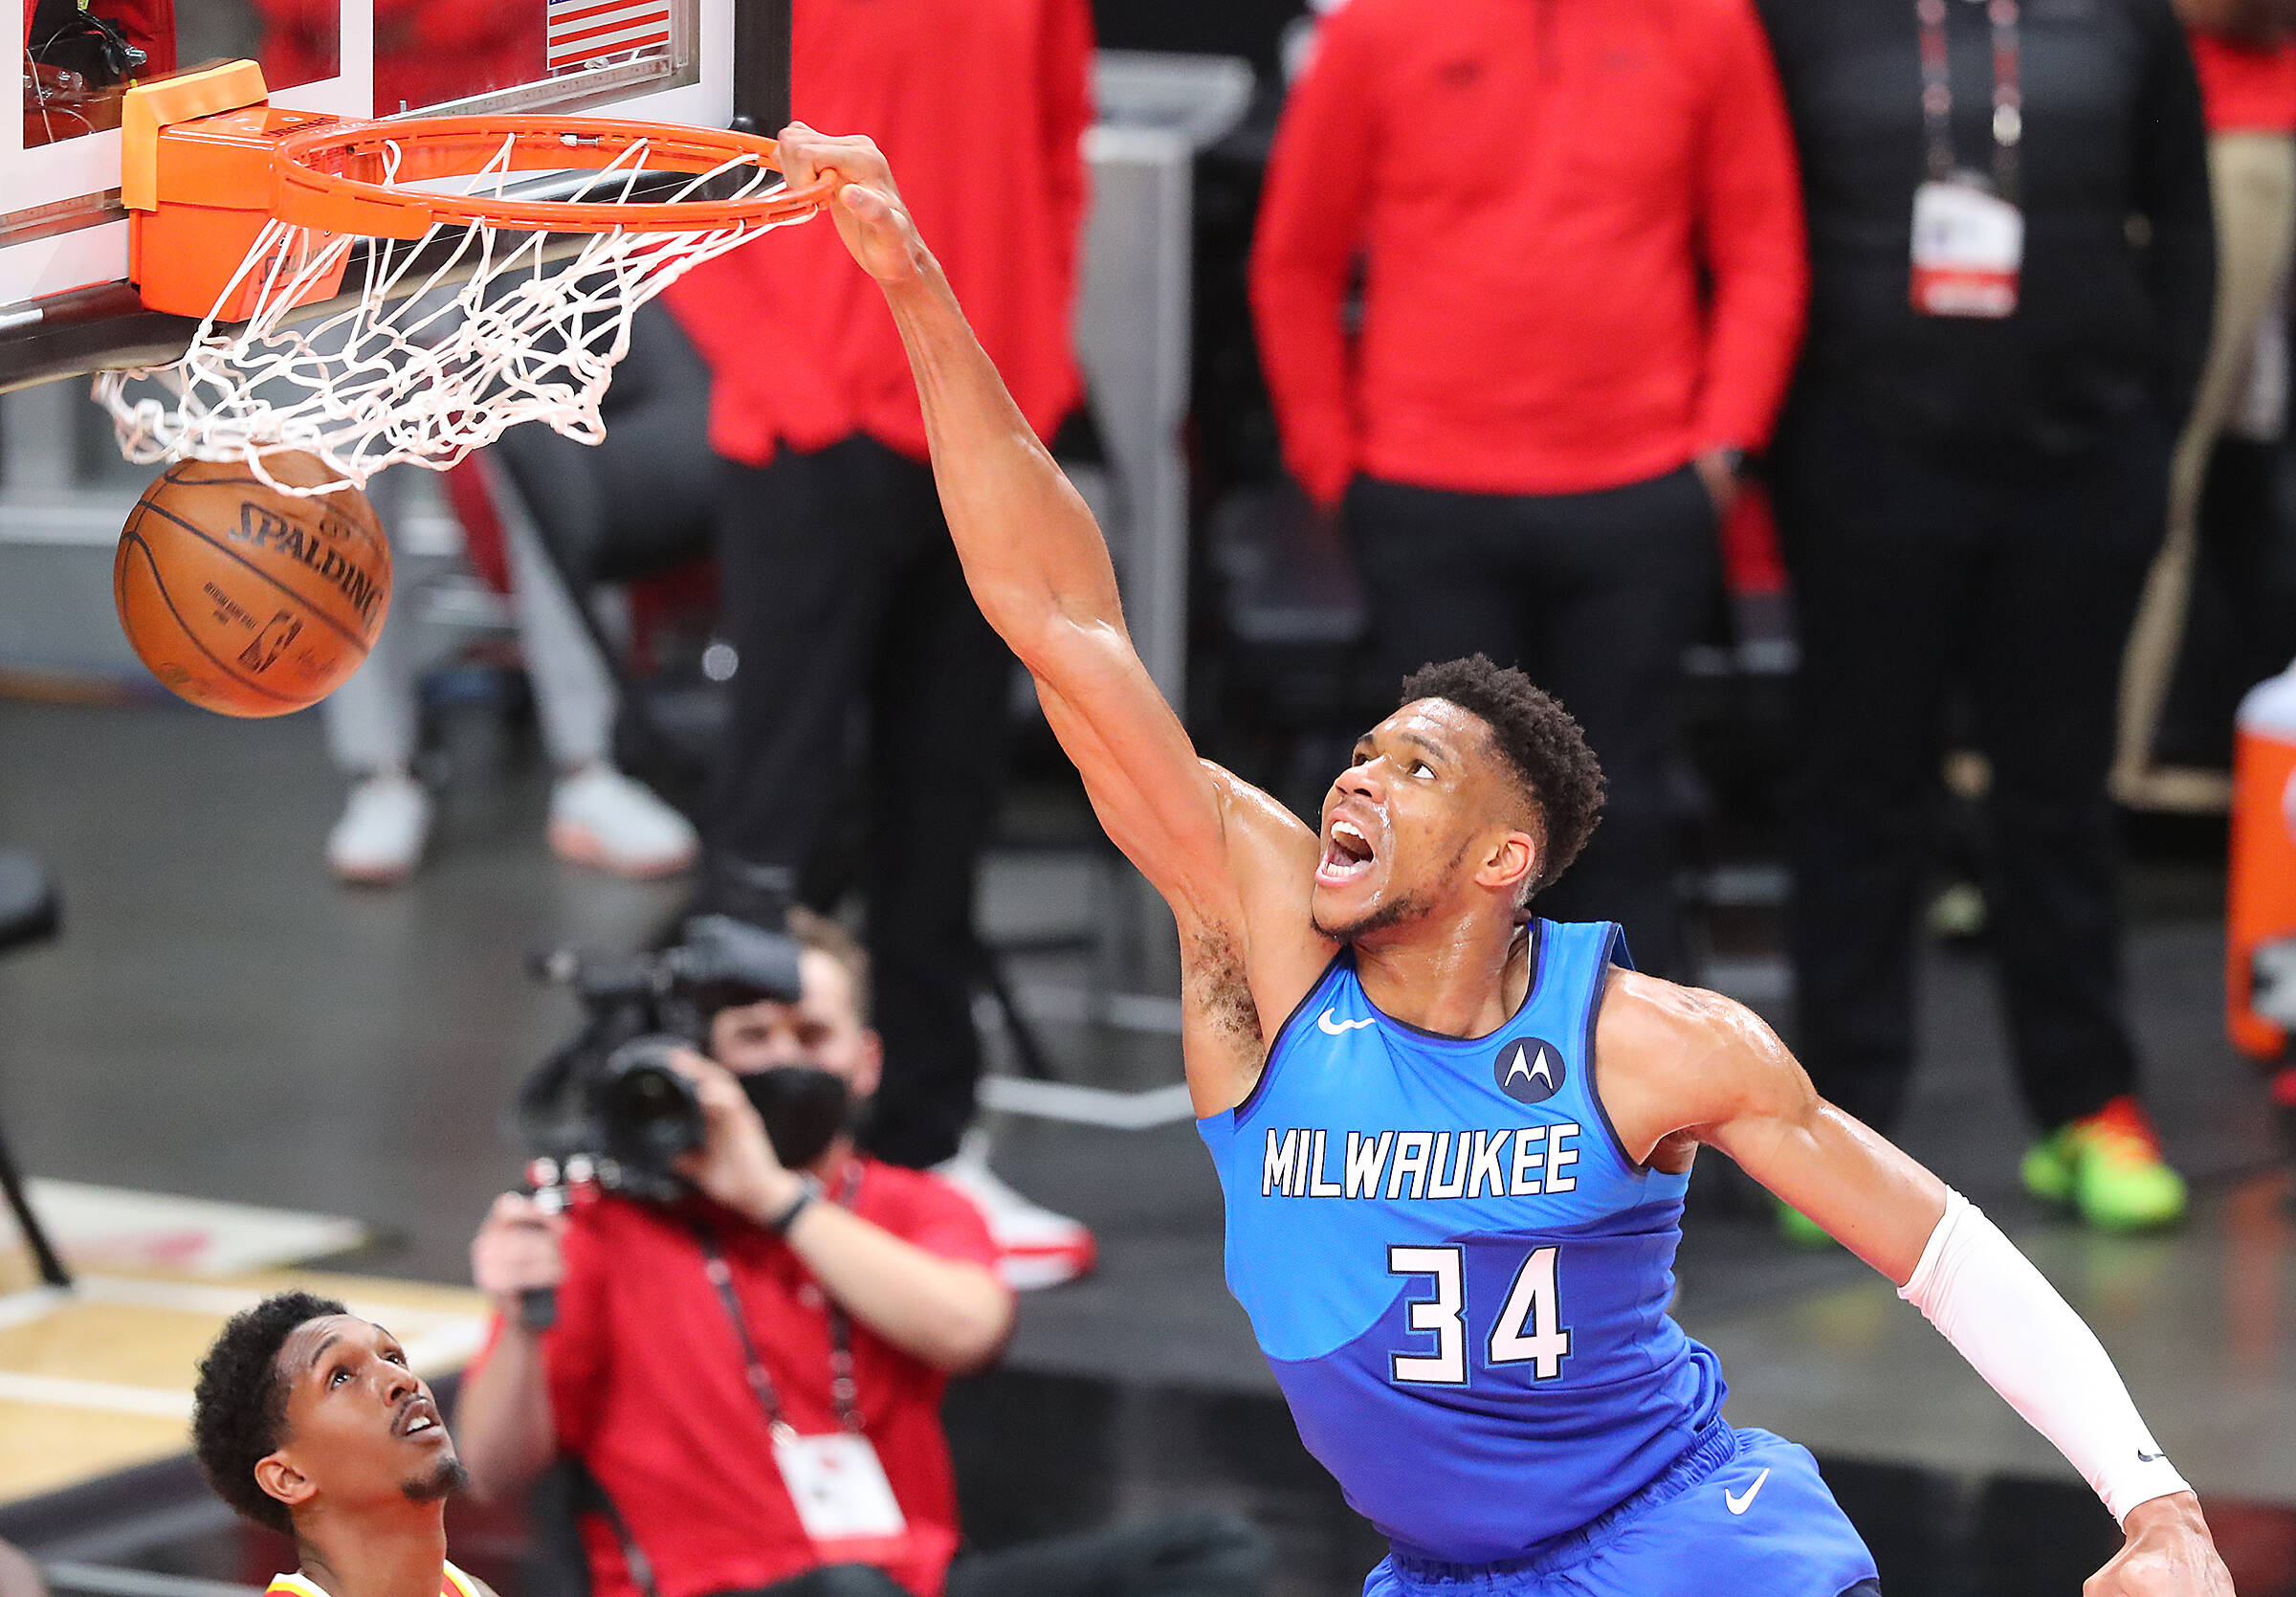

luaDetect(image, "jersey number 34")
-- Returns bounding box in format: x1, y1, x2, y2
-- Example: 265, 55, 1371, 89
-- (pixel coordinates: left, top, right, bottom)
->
1386, 1244, 1570, 1386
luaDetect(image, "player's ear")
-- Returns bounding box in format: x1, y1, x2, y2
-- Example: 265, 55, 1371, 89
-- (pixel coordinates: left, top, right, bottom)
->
255, 1451, 315, 1517
1474, 830, 1538, 902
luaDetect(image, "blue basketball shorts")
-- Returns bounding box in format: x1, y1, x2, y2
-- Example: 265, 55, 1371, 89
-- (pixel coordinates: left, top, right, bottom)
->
1361, 1427, 1881, 1597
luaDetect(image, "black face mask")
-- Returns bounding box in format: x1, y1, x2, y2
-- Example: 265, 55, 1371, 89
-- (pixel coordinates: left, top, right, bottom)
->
740, 1066, 852, 1170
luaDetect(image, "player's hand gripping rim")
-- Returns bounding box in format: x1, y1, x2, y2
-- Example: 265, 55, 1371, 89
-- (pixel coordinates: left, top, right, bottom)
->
2088, 1492, 2232, 1597
776, 122, 927, 287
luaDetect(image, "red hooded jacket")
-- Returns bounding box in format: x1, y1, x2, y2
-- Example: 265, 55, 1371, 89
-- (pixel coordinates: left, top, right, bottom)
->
1251, 0, 1808, 503
249, 0, 543, 111
664, 0, 1093, 465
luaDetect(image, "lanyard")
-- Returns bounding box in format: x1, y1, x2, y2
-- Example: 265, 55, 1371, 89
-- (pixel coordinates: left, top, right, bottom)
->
693, 1162, 866, 1439
1918, 0, 2022, 199
572, 1164, 869, 1597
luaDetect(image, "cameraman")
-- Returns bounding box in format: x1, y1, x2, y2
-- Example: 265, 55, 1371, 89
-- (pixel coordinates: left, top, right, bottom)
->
456, 911, 1267, 1597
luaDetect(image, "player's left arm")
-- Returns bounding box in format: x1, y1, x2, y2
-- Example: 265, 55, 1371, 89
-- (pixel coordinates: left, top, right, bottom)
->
1596, 971, 2231, 1597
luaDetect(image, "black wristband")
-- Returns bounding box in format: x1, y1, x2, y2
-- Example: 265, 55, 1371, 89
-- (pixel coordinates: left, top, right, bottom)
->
768, 1179, 819, 1235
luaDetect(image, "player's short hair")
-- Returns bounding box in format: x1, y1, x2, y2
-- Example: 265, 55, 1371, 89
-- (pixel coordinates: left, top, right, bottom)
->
191, 1289, 348, 1534
1400, 654, 1606, 901
788, 905, 872, 1028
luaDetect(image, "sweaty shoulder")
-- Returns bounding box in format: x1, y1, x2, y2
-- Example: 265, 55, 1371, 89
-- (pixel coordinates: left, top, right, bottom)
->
1174, 764, 1336, 1114
1592, 968, 1805, 1164
1200, 764, 1336, 999
1203, 761, 1320, 879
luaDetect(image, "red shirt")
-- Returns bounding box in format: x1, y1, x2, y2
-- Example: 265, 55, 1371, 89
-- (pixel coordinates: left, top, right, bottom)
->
2189, 32, 2296, 134
664, 0, 1093, 466
1249, 0, 1808, 503
495, 1166, 1000, 1597
252, 0, 545, 110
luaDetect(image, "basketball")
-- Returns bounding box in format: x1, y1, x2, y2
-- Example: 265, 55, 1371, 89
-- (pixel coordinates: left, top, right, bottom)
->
113, 454, 392, 718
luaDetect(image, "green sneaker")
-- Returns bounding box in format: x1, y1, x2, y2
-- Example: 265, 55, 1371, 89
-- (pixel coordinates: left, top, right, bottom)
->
1775, 1199, 1836, 1250
2021, 1096, 2187, 1231
2020, 1132, 2076, 1204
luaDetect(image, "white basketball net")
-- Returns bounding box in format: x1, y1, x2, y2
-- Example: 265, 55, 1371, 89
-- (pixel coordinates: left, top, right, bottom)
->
94, 132, 814, 496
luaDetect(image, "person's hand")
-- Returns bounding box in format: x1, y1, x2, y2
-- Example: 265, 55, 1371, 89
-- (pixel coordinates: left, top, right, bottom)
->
774, 122, 927, 287
663, 1047, 806, 1223
1692, 448, 1742, 518
2086, 1495, 2234, 1596
470, 1192, 567, 1314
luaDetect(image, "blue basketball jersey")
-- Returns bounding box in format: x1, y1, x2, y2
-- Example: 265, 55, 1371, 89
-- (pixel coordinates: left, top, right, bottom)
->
1198, 919, 1730, 1564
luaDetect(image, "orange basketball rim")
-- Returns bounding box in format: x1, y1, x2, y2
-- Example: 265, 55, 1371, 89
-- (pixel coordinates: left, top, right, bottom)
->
122, 61, 833, 321
96, 62, 831, 495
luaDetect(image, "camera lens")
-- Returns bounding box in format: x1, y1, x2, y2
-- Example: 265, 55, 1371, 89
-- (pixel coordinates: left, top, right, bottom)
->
595, 1039, 706, 1172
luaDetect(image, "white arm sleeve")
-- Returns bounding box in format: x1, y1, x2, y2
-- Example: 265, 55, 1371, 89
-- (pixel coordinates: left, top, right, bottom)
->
1897, 1187, 2190, 1525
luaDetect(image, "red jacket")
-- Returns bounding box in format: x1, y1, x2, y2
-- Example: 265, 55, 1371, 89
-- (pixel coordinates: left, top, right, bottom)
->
251, 0, 543, 112
665, 0, 1093, 466
2189, 32, 2296, 134
1251, 0, 1807, 503
472, 1167, 1002, 1597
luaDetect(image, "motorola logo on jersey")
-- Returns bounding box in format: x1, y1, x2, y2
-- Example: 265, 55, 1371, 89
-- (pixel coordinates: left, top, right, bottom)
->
1496, 1039, 1566, 1105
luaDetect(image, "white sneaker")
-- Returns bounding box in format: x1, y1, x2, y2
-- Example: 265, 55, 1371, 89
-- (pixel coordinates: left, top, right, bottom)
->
548, 765, 699, 878
933, 1132, 1098, 1290
327, 774, 432, 886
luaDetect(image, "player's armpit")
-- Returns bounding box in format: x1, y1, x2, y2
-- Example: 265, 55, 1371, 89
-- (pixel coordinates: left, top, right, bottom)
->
1041, 677, 1336, 1113
1594, 971, 1947, 1283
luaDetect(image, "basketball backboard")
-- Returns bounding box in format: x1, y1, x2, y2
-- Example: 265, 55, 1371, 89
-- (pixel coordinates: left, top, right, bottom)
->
1, 0, 789, 390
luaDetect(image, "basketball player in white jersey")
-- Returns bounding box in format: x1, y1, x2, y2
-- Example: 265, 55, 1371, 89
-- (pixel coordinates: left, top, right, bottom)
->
191, 1292, 490, 1597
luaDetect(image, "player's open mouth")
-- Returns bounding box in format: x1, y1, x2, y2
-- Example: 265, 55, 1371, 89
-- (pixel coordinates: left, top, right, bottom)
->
1317, 819, 1376, 886
396, 1397, 442, 1438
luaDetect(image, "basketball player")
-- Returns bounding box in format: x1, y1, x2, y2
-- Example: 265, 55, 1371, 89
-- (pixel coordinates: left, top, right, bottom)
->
190, 1292, 491, 1597
776, 125, 2234, 1596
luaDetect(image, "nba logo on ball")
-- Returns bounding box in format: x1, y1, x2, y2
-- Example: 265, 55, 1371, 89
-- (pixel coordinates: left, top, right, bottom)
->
1496, 1039, 1565, 1105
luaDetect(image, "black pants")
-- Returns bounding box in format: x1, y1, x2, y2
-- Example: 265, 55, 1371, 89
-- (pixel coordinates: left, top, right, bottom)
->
1343, 469, 1720, 978
725, 1512, 1270, 1597
1770, 388, 2168, 1134
711, 435, 1014, 1168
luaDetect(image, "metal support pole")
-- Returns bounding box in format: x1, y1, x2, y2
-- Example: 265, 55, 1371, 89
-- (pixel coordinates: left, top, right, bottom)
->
734, 0, 793, 133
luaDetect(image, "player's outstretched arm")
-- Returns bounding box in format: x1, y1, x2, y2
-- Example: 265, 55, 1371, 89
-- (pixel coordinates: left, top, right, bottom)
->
774, 126, 1227, 905
776, 126, 1332, 1112
1595, 974, 2231, 1597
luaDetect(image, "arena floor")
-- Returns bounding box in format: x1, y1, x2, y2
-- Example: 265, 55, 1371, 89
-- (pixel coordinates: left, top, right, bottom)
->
3, 693, 2295, 1596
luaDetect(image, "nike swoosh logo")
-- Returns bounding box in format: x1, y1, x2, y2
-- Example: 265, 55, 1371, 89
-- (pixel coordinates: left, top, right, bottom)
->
2137, 1450, 2164, 1462
1725, 1468, 1771, 1516
1317, 1010, 1377, 1035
